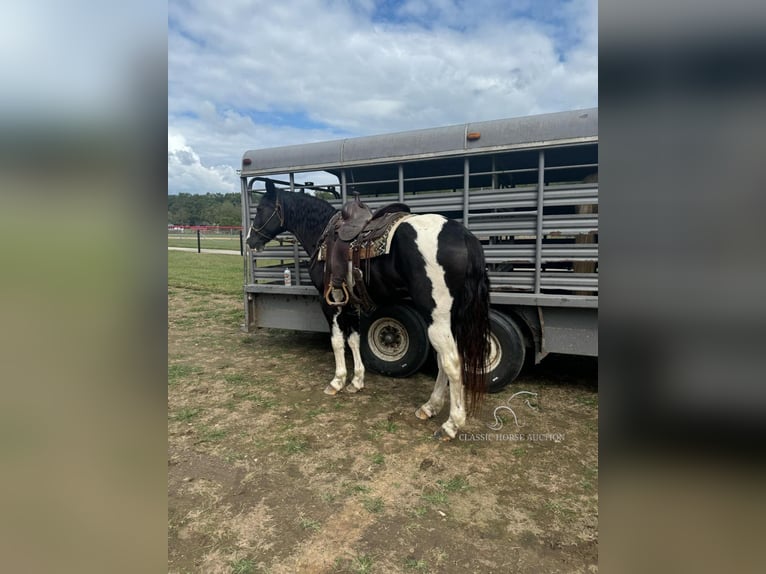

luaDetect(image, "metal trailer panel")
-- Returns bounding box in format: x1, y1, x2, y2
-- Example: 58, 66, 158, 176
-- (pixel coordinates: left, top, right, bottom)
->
342, 124, 467, 163
246, 287, 329, 333
243, 139, 342, 175
241, 108, 597, 175
540, 307, 598, 356
465, 109, 597, 150
491, 292, 598, 308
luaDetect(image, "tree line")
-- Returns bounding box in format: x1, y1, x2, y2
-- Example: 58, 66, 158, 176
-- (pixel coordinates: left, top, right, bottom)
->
168, 193, 242, 226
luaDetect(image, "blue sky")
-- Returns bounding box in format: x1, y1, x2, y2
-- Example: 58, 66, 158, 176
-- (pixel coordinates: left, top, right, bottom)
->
168, 0, 597, 195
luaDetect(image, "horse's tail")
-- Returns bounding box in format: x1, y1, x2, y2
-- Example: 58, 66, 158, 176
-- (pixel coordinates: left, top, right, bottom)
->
452, 233, 491, 415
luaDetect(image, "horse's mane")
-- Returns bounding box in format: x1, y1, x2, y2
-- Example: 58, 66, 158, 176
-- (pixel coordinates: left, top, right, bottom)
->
275, 190, 338, 256
279, 190, 337, 228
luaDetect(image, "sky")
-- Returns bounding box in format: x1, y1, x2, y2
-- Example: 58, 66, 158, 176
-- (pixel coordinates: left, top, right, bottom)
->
168, 0, 597, 195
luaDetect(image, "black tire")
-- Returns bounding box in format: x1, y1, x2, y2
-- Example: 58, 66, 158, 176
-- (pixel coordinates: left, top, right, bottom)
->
485, 309, 526, 393
361, 305, 431, 378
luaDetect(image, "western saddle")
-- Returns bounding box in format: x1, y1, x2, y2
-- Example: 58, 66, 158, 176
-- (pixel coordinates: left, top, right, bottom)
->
318, 194, 411, 308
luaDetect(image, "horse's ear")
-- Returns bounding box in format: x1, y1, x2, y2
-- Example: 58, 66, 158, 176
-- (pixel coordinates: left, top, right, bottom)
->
265, 180, 276, 196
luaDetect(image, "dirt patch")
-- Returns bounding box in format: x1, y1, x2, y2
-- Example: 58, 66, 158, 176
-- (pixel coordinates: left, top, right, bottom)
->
168, 287, 598, 573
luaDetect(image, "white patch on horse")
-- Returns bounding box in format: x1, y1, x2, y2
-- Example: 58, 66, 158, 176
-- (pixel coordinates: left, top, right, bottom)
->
409, 215, 465, 437
347, 331, 365, 392
246, 226, 262, 251
326, 310, 347, 393
417, 367, 448, 419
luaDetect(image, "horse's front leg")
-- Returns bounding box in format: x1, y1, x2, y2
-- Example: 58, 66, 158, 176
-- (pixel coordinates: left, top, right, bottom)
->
324, 311, 348, 395
345, 329, 365, 393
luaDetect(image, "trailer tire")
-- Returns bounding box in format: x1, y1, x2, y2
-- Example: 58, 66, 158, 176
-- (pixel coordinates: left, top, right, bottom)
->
361, 305, 430, 378
485, 310, 526, 393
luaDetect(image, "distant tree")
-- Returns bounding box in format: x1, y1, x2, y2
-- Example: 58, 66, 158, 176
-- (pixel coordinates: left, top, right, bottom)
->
168, 192, 242, 226
216, 201, 241, 226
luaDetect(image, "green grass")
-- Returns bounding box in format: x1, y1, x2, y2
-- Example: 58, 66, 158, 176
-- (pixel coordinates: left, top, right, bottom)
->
368, 419, 397, 440
411, 505, 428, 517
404, 558, 429, 571
543, 499, 576, 518
352, 554, 374, 574
225, 451, 247, 464
320, 492, 337, 503
307, 407, 326, 418
348, 484, 371, 495
168, 364, 204, 385
196, 425, 228, 443
168, 251, 243, 295
421, 491, 448, 505
228, 390, 278, 409
362, 496, 384, 513
384, 420, 398, 433
437, 476, 470, 493
283, 436, 309, 454
371, 453, 385, 465
580, 465, 598, 492
168, 235, 241, 250
421, 475, 470, 507
577, 393, 599, 407
171, 407, 201, 422
298, 515, 322, 532
229, 557, 258, 574
223, 373, 250, 385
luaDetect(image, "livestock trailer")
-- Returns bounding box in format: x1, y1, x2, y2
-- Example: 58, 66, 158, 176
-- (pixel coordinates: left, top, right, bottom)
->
239, 108, 598, 390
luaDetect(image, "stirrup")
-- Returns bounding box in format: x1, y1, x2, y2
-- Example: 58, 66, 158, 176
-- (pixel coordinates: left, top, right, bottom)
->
325, 283, 350, 306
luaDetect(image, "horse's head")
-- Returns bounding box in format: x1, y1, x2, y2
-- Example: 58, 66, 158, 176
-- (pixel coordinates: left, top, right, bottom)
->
246, 180, 285, 252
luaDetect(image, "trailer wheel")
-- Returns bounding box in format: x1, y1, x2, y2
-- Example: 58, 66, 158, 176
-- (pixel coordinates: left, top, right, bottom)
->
361, 305, 430, 378
485, 310, 526, 393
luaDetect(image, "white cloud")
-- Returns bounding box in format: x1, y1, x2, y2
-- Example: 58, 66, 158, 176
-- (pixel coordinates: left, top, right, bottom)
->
168, 132, 239, 195
168, 0, 597, 194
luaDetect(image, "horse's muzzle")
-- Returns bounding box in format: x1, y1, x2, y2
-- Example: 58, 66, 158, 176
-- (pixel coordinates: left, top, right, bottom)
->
246, 239, 263, 252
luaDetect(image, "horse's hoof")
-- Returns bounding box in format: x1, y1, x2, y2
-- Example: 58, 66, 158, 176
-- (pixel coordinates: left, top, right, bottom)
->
324, 385, 340, 396
433, 428, 453, 441
346, 385, 362, 394
415, 407, 431, 420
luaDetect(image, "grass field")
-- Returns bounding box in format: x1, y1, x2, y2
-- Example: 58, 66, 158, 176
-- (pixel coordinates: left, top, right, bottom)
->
168, 253, 598, 573
168, 251, 243, 295
167, 251, 295, 296
168, 234, 242, 250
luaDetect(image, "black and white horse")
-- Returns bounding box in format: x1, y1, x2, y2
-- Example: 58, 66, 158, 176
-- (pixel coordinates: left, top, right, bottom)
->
246, 180, 490, 439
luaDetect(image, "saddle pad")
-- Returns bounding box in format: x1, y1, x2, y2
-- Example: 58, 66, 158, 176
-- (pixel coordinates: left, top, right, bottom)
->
318, 212, 414, 262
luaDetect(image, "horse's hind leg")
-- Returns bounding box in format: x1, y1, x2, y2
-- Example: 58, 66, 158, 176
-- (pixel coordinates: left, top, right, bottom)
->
324, 310, 348, 395
436, 362, 466, 440
345, 329, 365, 392
425, 320, 466, 439
415, 366, 447, 419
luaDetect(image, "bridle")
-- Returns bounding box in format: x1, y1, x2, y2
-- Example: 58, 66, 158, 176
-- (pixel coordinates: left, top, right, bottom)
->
248, 197, 284, 242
